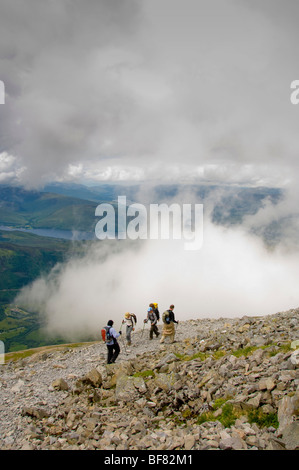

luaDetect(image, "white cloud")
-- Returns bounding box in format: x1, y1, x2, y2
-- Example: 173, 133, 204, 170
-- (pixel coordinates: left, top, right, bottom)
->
16, 215, 299, 340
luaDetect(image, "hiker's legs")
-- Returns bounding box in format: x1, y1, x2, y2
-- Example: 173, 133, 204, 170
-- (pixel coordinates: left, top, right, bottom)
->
126, 325, 132, 344
160, 333, 165, 343
107, 345, 114, 364
149, 324, 154, 339
154, 324, 159, 337
170, 324, 175, 343
111, 343, 120, 363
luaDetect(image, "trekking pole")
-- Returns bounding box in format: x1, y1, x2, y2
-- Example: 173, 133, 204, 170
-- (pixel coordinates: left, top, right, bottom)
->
119, 322, 128, 355
138, 319, 147, 346
141, 320, 146, 338
175, 320, 179, 339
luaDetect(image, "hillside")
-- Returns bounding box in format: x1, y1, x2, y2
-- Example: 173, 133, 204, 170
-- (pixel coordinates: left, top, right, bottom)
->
0, 230, 87, 352
44, 181, 282, 228
0, 308, 298, 451
0, 185, 98, 231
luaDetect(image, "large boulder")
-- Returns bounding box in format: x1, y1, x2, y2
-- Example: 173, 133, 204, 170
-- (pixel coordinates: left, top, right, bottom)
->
281, 422, 299, 450
81, 368, 102, 388
278, 390, 299, 433
115, 375, 147, 402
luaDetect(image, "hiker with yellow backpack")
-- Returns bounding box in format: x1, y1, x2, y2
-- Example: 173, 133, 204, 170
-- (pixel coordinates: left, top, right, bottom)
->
160, 304, 178, 344
144, 306, 160, 340
151, 302, 160, 322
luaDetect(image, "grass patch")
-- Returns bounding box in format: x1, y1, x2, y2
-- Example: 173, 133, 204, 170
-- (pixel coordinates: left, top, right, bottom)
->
196, 399, 279, 430
248, 409, 279, 429
212, 350, 226, 360
232, 346, 258, 358
231, 342, 292, 359
197, 402, 240, 428
174, 351, 207, 362
133, 369, 155, 379
268, 342, 292, 355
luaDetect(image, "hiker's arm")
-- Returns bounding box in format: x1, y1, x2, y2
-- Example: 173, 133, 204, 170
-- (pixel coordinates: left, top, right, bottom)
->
112, 328, 120, 338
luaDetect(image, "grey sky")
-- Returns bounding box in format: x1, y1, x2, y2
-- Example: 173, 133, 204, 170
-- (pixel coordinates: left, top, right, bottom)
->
0, 0, 298, 188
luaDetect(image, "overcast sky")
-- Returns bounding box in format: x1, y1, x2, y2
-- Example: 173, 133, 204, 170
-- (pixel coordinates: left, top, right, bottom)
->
0, 0, 299, 188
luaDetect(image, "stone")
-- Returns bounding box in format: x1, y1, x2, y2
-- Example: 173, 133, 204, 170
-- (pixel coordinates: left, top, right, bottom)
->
115, 375, 146, 402
220, 436, 247, 450
290, 350, 299, 367
11, 379, 25, 393
82, 368, 102, 387
154, 372, 177, 391
155, 353, 179, 370
22, 407, 50, 419
258, 378, 276, 391
278, 391, 299, 433
184, 434, 195, 450
281, 422, 299, 450
51, 378, 69, 391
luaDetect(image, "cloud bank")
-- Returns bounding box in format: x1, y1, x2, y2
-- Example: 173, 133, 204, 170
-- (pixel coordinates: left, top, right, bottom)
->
0, 0, 299, 188
17, 208, 299, 341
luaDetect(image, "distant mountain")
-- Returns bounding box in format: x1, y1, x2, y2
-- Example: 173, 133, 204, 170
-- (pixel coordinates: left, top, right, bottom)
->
43, 182, 140, 203
0, 185, 99, 232
44, 181, 283, 227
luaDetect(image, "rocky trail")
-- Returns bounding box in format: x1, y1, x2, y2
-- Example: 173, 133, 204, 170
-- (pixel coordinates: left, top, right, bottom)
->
0, 308, 298, 450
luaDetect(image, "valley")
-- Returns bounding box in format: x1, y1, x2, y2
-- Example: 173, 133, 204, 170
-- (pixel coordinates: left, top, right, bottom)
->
0, 183, 284, 352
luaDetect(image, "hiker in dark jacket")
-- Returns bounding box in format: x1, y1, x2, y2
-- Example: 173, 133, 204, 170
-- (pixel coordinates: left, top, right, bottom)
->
145, 307, 160, 340
105, 320, 121, 364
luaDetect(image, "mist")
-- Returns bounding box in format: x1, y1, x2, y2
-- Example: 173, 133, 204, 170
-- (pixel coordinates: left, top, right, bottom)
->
16, 199, 299, 341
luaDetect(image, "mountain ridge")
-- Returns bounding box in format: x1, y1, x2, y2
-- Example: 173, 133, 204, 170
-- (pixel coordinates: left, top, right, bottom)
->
1, 307, 298, 450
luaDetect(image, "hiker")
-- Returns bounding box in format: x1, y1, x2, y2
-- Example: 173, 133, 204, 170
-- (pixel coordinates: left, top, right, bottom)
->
160, 304, 178, 344
150, 302, 160, 322
104, 320, 122, 364
122, 312, 137, 346
144, 306, 160, 340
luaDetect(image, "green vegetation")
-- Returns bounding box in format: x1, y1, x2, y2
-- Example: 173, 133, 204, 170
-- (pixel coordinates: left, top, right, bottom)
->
232, 346, 258, 358
196, 401, 240, 428
133, 369, 156, 379
174, 351, 207, 362
196, 401, 279, 429
248, 409, 279, 429
0, 185, 98, 231
168, 394, 279, 430
0, 228, 87, 352
174, 342, 293, 365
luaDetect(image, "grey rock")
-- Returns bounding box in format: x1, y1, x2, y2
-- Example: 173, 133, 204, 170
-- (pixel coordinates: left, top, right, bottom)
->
281, 422, 299, 450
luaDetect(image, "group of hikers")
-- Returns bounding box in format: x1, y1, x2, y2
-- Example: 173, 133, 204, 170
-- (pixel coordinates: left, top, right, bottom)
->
102, 303, 179, 364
